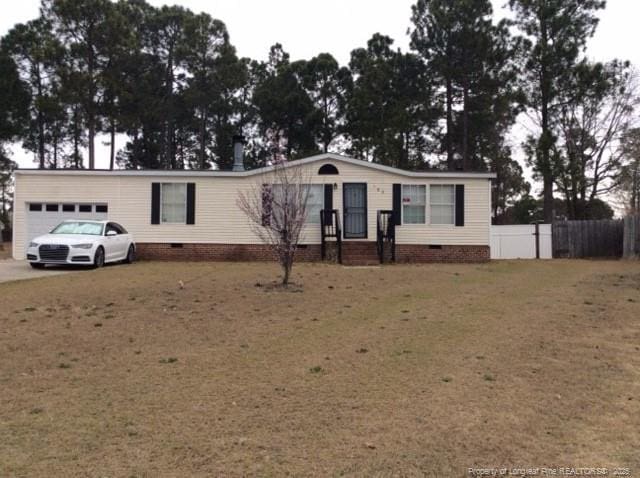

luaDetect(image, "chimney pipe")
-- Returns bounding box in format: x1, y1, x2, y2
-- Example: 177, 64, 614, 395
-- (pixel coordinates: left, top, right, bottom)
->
232, 135, 245, 172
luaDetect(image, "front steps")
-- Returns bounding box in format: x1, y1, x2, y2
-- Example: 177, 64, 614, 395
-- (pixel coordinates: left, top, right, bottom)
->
341, 241, 380, 266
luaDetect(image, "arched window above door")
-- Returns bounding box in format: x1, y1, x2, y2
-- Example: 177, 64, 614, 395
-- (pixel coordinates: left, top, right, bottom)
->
318, 164, 339, 175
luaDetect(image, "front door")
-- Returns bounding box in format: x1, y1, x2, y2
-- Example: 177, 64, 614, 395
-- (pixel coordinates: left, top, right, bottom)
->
343, 183, 367, 239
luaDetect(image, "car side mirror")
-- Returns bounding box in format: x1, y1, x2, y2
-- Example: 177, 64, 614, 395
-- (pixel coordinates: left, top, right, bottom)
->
106, 230, 117, 236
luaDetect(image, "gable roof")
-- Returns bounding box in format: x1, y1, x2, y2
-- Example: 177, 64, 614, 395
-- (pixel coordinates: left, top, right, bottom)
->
16, 153, 496, 179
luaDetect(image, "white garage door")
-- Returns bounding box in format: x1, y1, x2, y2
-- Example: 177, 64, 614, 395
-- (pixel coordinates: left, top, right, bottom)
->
26, 202, 109, 245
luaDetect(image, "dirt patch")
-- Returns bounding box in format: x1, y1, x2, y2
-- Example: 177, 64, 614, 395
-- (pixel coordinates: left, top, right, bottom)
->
0, 242, 11, 260
0, 260, 639, 476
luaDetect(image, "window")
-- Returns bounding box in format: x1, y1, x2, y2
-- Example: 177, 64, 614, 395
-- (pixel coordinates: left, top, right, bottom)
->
79, 204, 92, 213
29, 203, 42, 212
402, 185, 426, 224
51, 221, 103, 235
318, 164, 339, 175
305, 185, 324, 224
270, 184, 323, 225
161, 183, 187, 224
106, 222, 125, 235
430, 185, 455, 225
96, 204, 108, 213
113, 223, 127, 234
62, 204, 75, 212
46, 204, 59, 212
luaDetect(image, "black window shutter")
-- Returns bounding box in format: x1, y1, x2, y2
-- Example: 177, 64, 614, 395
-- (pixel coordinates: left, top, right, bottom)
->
186, 183, 196, 225
151, 183, 161, 225
455, 185, 465, 227
392, 183, 402, 226
261, 184, 272, 226
323, 184, 333, 223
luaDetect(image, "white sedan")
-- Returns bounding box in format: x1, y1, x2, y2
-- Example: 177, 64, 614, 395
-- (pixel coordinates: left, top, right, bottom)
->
26, 220, 136, 269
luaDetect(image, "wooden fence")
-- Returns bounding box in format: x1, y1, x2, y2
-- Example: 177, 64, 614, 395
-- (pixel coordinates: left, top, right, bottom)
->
552, 219, 624, 258
623, 215, 640, 258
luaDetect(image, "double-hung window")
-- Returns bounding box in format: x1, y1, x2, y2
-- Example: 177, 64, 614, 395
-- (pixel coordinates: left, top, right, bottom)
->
305, 185, 324, 224
402, 185, 426, 224
161, 183, 187, 224
430, 185, 455, 225
270, 184, 323, 225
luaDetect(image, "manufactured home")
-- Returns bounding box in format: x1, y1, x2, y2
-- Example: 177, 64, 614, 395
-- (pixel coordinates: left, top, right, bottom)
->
12, 149, 495, 265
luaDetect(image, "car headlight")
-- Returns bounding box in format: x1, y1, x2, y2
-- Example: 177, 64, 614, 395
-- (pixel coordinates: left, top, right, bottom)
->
29, 242, 39, 248
72, 243, 94, 249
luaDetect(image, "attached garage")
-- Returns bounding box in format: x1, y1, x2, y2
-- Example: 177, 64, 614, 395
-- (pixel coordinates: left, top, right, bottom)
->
25, 202, 109, 244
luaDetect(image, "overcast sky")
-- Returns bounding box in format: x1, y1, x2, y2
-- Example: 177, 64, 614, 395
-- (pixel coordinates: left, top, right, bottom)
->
2, 0, 639, 188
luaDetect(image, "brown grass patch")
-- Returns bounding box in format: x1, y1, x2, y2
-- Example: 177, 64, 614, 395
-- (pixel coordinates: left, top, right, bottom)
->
1, 260, 639, 476
0, 242, 11, 260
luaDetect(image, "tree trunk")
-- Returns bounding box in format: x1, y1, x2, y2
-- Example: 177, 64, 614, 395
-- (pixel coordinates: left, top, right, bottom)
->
446, 75, 454, 170
199, 109, 206, 169
1, 181, 5, 223
36, 68, 45, 169
282, 260, 291, 286
87, 120, 95, 169
166, 49, 175, 169
87, 33, 96, 170
632, 167, 639, 213
539, 11, 554, 223
462, 80, 470, 171
109, 121, 116, 170
73, 108, 81, 169
53, 134, 58, 169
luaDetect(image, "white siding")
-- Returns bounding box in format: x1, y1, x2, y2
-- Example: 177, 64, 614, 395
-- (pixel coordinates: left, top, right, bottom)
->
13, 158, 492, 259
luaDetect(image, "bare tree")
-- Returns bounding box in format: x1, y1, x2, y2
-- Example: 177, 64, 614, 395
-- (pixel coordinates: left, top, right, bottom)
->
238, 161, 311, 286
553, 61, 639, 219
617, 127, 640, 215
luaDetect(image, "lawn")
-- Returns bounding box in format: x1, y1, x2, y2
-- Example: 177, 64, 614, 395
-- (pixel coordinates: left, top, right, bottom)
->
1, 260, 639, 477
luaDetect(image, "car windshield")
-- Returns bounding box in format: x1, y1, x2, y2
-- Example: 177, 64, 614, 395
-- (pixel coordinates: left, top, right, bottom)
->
51, 222, 103, 235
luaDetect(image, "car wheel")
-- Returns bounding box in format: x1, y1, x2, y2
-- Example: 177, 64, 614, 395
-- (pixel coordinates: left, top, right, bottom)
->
125, 244, 135, 264
93, 247, 105, 268
30, 263, 45, 269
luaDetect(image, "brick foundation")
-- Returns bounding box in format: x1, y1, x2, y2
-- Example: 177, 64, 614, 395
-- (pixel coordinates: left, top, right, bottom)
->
395, 244, 490, 263
136, 242, 322, 262
136, 242, 489, 264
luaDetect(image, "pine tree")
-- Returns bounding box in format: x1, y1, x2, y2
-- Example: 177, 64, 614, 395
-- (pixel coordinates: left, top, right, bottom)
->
43, 0, 115, 169
508, 0, 606, 222
345, 34, 437, 168
411, 0, 522, 171
252, 44, 319, 162
2, 18, 64, 168
294, 53, 352, 153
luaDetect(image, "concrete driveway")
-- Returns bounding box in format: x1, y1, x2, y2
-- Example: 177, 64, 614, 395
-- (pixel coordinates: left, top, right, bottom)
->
0, 260, 74, 284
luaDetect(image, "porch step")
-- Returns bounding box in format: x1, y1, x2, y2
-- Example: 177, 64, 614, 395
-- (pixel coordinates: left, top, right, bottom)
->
342, 241, 379, 266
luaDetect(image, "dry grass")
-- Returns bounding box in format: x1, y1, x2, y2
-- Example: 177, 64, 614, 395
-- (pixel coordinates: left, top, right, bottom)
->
1, 260, 639, 477
0, 242, 11, 260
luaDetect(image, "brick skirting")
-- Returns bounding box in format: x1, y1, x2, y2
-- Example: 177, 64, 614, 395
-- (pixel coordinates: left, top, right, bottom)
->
395, 244, 490, 263
136, 242, 322, 262
136, 242, 489, 263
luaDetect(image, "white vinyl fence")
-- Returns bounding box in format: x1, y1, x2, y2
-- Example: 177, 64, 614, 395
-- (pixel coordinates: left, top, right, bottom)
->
490, 224, 552, 259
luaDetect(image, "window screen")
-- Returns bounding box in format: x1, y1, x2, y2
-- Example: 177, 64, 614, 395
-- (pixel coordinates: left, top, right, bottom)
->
161, 183, 187, 224
402, 185, 426, 224
430, 185, 455, 225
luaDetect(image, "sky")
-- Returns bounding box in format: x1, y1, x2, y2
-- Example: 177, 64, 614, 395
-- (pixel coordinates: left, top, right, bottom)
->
1, 0, 639, 195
